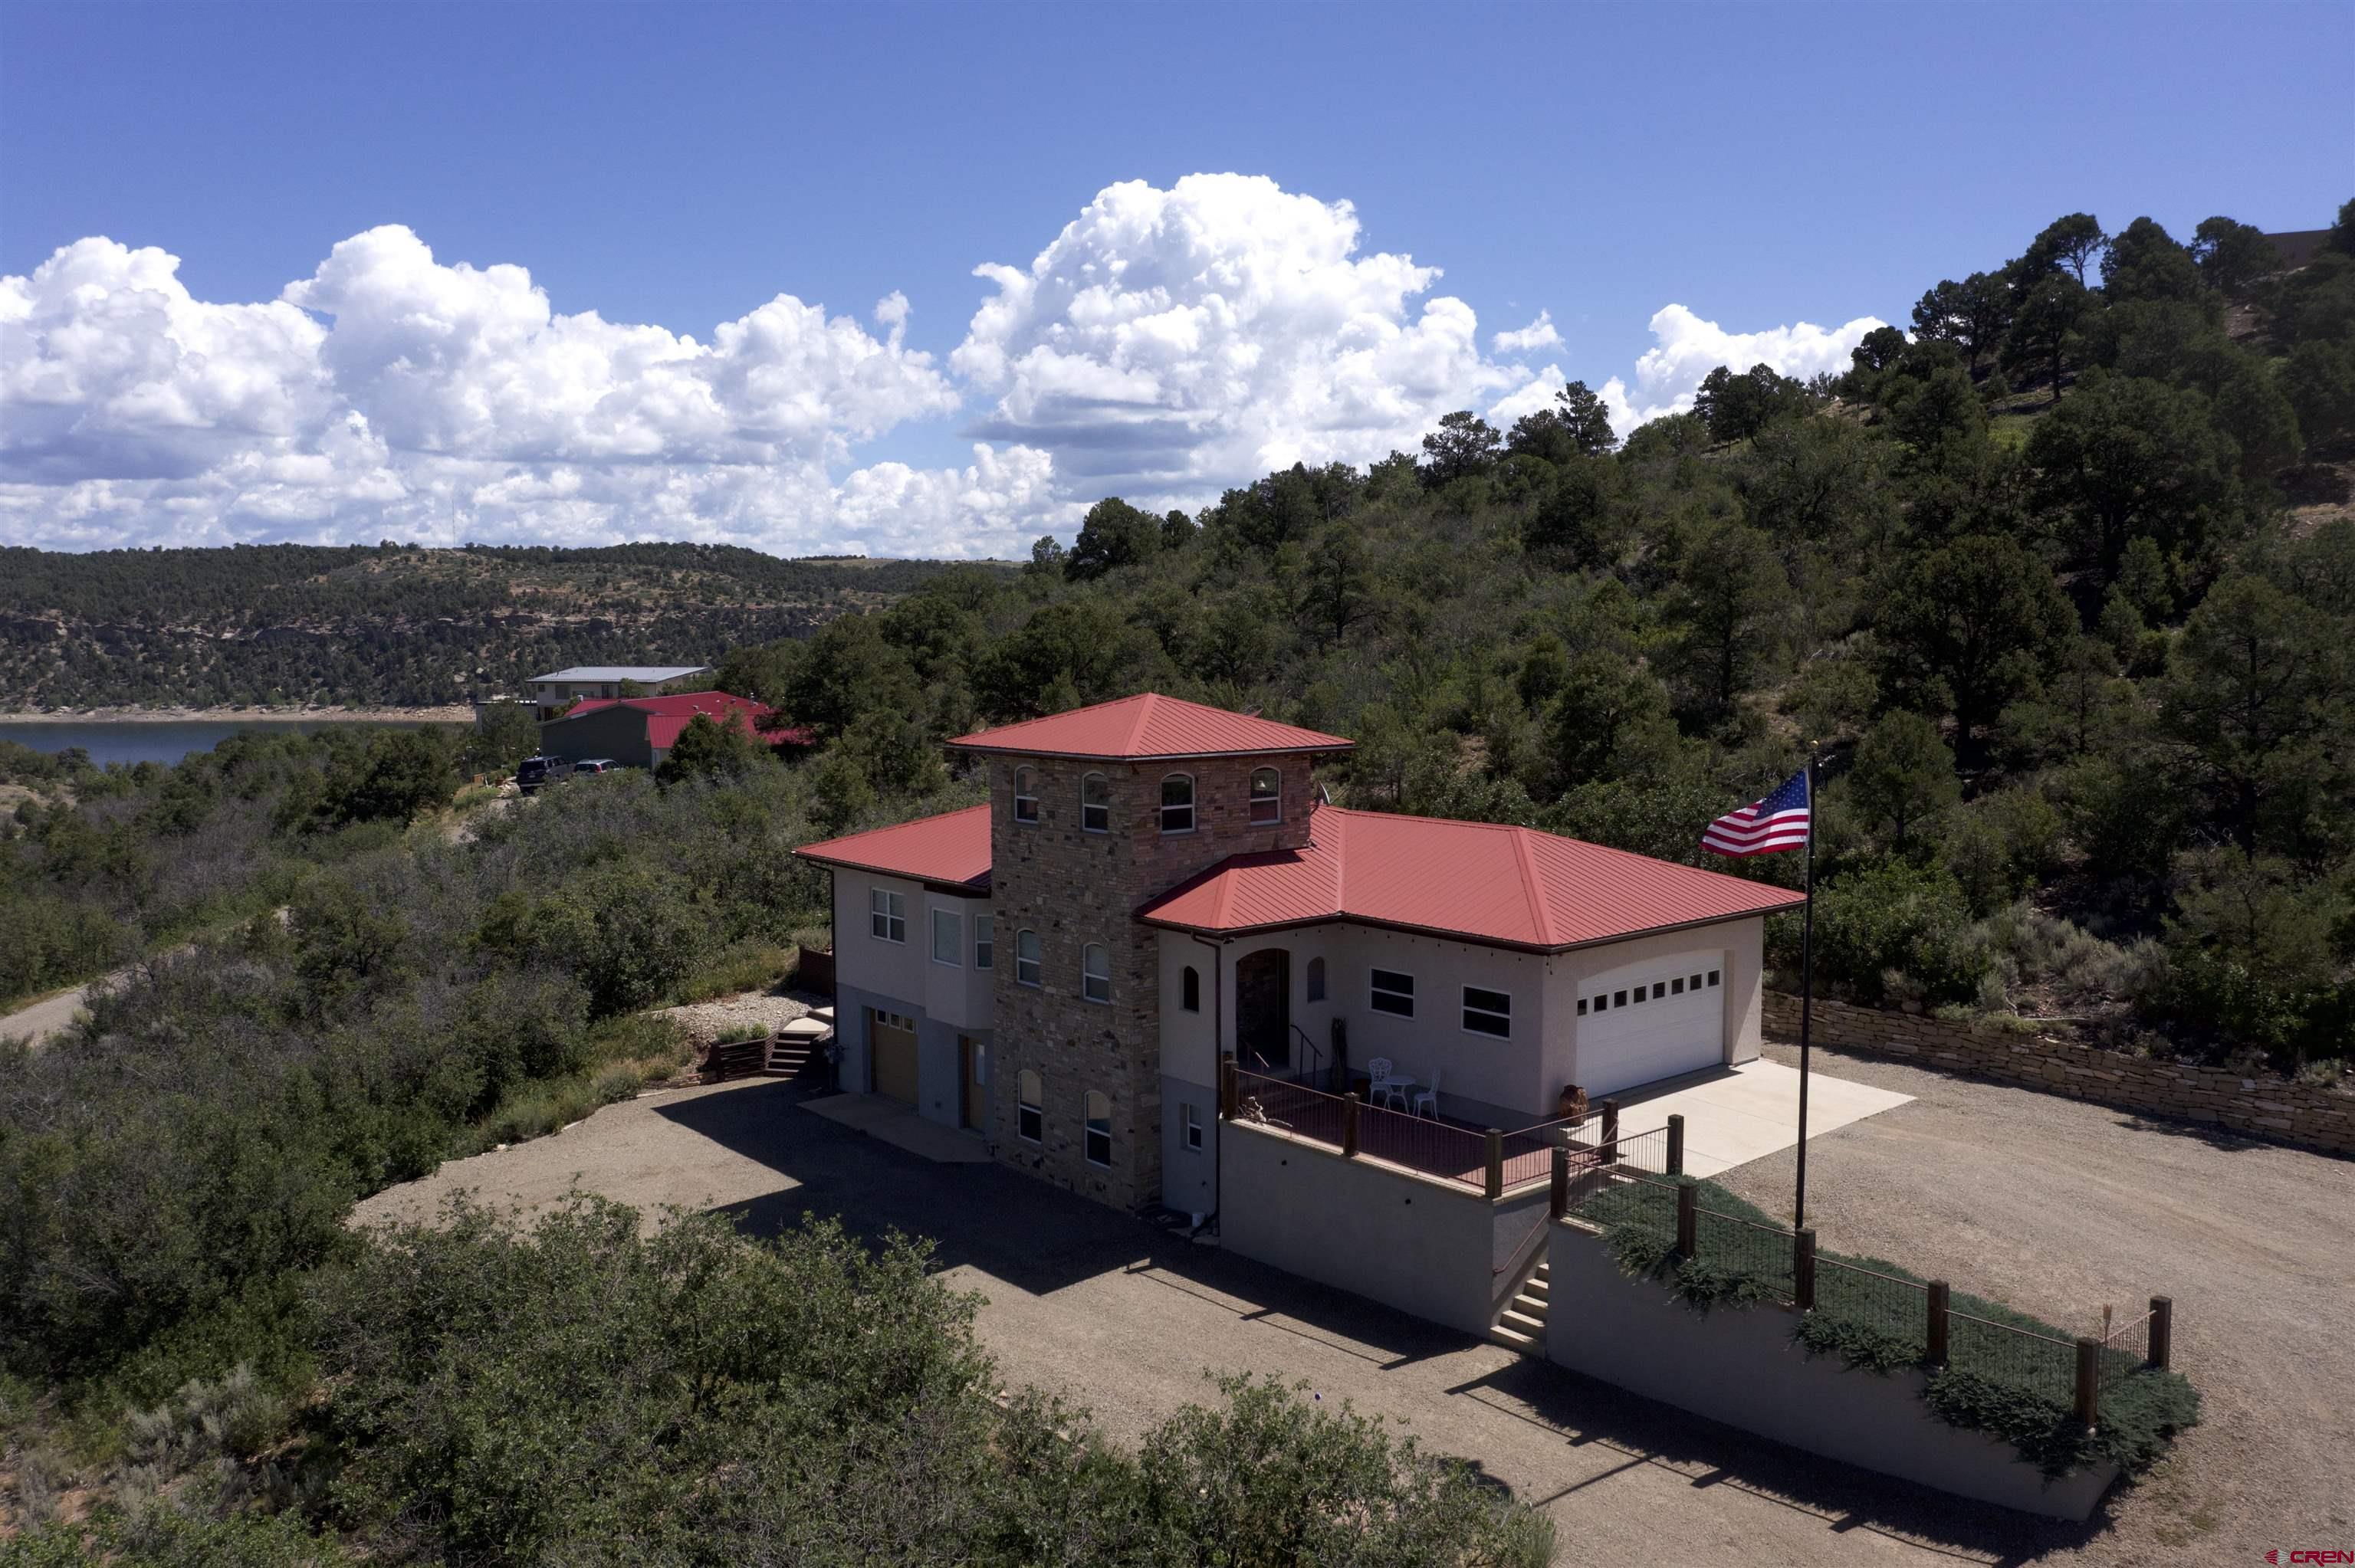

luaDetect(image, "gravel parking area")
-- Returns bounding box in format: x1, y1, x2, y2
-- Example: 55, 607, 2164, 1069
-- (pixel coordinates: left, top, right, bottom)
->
354, 1053, 2354, 1566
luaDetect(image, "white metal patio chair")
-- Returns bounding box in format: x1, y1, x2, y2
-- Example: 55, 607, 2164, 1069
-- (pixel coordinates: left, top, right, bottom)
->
1411, 1068, 1442, 1120
1366, 1057, 1407, 1112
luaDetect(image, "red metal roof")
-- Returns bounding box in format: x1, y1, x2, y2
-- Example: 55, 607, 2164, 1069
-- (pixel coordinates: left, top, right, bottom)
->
948, 692, 1352, 762
792, 803, 993, 891
555, 691, 813, 748
1135, 805, 1805, 951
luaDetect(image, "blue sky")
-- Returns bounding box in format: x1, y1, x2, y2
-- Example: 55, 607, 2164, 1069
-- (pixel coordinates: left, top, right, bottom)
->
2, 2, 2348, 556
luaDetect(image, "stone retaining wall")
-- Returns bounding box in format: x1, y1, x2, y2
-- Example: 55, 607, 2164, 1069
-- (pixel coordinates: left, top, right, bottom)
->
1763, 992, 2353, 1157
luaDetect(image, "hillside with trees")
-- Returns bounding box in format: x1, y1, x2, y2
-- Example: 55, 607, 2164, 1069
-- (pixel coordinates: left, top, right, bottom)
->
0, 543, 984, 709
721, 200, 2355, 1074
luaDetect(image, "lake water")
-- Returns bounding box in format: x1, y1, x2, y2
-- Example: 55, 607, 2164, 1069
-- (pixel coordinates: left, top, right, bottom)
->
0, 719, 446, 769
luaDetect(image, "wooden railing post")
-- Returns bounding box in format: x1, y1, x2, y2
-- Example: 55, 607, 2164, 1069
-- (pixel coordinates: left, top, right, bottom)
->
1675, 1181, 1697, 1258
1341, 1093, 1361, 1159
2148, 1295, 2172, 1370
1549, 1137, 1570, 1219
1484, 1130, 1504, 1199
2074, 1337, 2101, 1429
1794, 1228, 1817, 1310
1218, 1055, 1237, 1120
1666, 1113, 1684, 1177
1601, 1097, 1620, 1165
1926, 1280, 1950, 1367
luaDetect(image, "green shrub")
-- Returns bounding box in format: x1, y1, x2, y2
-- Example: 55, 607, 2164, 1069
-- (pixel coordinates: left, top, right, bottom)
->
1814, 858, 1991, 1005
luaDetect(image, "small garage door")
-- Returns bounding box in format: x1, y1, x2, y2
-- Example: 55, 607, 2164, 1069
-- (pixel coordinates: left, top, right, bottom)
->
1574, 953, 1725, 1097
870, 1008, 918, 1104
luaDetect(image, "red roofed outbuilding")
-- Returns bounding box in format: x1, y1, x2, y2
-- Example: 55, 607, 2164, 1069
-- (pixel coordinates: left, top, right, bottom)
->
540, 690, 812, 773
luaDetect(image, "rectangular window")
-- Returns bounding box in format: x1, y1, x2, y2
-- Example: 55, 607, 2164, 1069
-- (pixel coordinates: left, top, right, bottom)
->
1707, 969, 1721, 987
1576, 997, 1588, 1015
1082, 773, 1111, 833
1018, 1100, 1042, 1143
1084, 1091, 1112, 1167
1370, 968, 1415, 1017
931, 908, 961, 966
1671, 976, 1684, 995
1160, 774, 1194, 834
1614, 989, 1627, 1007
974, 915, 994, 969
1462, 985, 1511, 1038
869, 887, 905, 943
1652, 982, 1666, 999
1016, 929, 1042, 988
1082, 944, 1112, 1005
1184, 1101, 1204, 1152
1690, 973, 1703, 990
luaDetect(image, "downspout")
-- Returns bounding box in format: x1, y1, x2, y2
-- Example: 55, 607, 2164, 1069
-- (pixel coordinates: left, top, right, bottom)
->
1191, 930, 1227, 1235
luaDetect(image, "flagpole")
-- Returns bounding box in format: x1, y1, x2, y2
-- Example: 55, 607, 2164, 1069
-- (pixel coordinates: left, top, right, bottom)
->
1794, 750, 1817, 1233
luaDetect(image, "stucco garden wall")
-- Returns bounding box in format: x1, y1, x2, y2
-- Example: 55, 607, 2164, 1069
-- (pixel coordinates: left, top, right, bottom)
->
1544, 1224, 2117, 1520
1763, 992, 2354, 1156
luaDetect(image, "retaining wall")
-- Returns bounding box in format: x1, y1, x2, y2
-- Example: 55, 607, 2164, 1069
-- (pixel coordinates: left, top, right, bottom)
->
1545, 1223, 2117, 1520
1763, 992, 2353, 1157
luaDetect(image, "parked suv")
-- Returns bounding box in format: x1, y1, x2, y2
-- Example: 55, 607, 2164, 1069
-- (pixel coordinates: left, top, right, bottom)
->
570, 758, 619, 776
516, 755, 572, 793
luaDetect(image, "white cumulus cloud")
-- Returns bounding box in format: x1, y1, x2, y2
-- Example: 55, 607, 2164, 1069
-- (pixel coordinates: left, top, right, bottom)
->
951, 174, 1557, 505
0, 228, 1056, 556
1597, 303, 1886, 434
1491, 310, 1562, 355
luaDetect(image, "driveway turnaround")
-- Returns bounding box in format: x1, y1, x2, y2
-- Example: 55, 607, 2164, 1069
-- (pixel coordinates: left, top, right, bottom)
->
1611, 1059, 1913, 1177
355, 1049, 2355, 1567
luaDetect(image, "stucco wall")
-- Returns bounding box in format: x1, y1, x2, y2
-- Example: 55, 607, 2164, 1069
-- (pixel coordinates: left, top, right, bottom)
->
1220, 1118, 1500, 1334
830, 873, 992, 1032
1544, 1224, 2116, 1520
1762, 992, 2355, 1157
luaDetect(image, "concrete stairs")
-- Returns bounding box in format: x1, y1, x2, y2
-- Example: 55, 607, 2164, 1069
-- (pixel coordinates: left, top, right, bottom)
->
763, 1009, 833, 1081
1488, 1255, 1551, 1355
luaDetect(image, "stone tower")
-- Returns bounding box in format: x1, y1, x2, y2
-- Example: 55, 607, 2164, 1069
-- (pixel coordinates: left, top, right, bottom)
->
950, 695, 1350, 1211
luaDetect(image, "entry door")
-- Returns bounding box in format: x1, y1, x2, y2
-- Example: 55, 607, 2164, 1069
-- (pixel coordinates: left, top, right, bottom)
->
958, 1035, 984, 1130
1234, 948, 1290, 1071
1574, 954, 1726, 1097
870, 1008, 918, 1103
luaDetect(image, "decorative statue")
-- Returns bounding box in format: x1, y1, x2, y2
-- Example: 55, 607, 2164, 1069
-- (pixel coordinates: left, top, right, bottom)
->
1556, 1083, 1589, 1122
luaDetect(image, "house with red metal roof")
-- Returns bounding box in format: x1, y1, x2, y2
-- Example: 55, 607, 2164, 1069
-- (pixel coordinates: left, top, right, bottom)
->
793, 692, 1802, 1231
540, 690, 812, 773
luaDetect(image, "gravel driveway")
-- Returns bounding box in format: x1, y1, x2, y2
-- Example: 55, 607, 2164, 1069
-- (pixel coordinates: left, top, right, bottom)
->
355, 1050, 2355, 1566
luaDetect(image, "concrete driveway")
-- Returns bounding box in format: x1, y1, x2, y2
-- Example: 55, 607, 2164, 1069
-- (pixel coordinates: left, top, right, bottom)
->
1613, 1059, 1913, 1177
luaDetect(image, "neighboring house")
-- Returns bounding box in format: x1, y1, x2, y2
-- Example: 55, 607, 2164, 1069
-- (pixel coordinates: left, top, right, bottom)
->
793, 693, 1804, 1219
538, 691, 811, 772
528, 664, 712, 716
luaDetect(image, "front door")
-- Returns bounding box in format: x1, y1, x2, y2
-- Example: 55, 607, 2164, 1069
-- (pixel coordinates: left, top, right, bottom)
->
870, 1008, 918, 1104
958, 1035, 984, 1130
1234, 948, 1290, 1071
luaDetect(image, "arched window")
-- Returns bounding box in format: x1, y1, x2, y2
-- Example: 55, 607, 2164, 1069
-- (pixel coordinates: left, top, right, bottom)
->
1160, 773, 1195, 834
1013, 766, 1039, 824
1249, 766, 1281, 825
1016, 929, 1043, 987
1082, 943, 1112, 1004
1083, 1090, 1112, 1167
1305, 956, 1325, 1003
1181, 966, 1201, 1012
1017, 1070, 1043, 1143
1082, 772, 1112, 833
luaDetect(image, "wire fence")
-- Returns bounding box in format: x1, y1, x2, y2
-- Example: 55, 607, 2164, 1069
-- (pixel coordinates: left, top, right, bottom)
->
1948, 1308, 2077, 1406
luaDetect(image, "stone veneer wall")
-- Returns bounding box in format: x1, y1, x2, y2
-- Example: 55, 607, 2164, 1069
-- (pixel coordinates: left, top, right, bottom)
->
986, 750, 1322, 1209
1763, 992, 2354, 1156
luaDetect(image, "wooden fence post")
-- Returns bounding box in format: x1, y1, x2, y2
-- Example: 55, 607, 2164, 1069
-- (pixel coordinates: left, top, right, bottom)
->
1484, 1130, 1504, 1200
2149, 1295, 2172, 1370
1601, 1097, 1620, 1165
1794, 1228, 1816, 1310
1926, 1281, 1950, 1367
1675, 1181, 1697, 1258
1666, 1113, 1684, 1177
1341, 1093, 1361, 1159
1549, 1136, 1570, 1219
2074, 1337, 2101, 1429
1218, 1055, 1236, 1120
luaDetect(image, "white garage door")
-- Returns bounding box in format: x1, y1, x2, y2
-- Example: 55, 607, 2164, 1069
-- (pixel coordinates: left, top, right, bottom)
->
1573, 952, 1726, 1097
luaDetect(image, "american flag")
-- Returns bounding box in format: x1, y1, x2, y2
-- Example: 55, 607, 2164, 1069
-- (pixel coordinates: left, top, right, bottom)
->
1702, 768, 1811, 857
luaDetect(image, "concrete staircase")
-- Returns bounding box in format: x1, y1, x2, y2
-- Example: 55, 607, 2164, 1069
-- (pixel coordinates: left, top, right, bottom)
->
1489, 1253, 1551, 1354
764, 1009, 833, 1081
